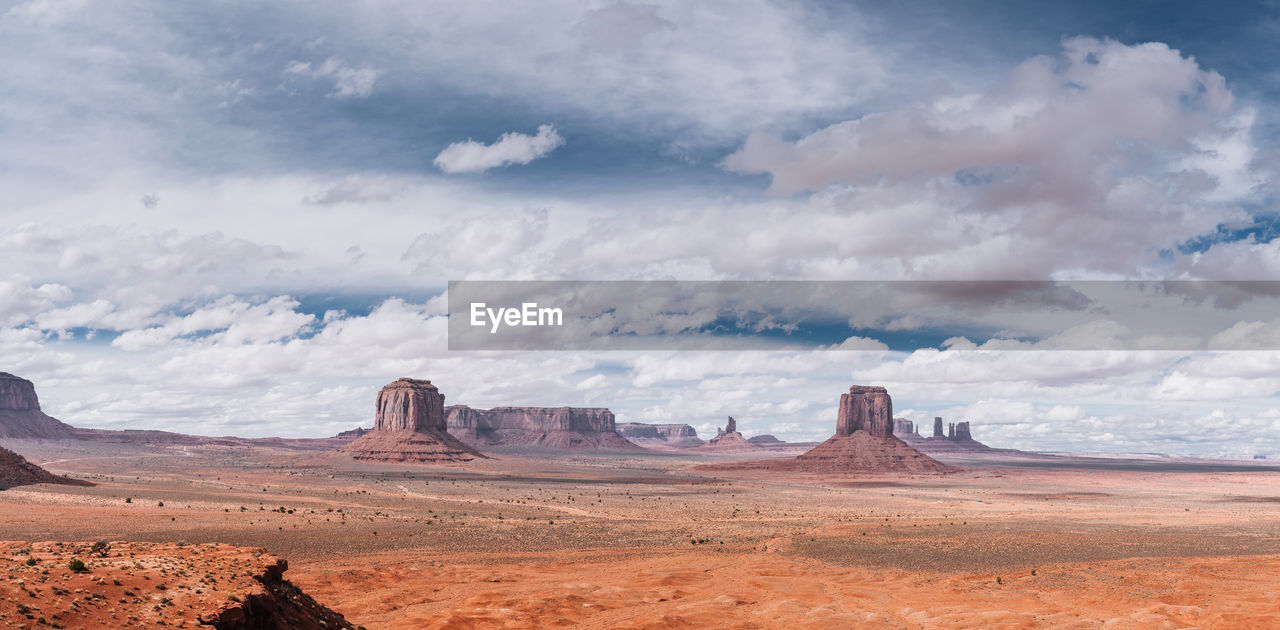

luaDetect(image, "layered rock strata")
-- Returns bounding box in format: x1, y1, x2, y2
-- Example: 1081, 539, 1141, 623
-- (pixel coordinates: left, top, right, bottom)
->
343, 378, 484, 463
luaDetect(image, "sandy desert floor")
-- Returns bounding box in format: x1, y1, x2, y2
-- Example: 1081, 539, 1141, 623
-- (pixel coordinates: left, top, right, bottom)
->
1, 439, 1279, 628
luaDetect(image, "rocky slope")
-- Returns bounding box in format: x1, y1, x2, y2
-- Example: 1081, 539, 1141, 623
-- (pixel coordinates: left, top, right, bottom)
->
447, 405, 638, 450
0, 541, 353, 629
343, 378, 485, 463
0, 445, 91, 489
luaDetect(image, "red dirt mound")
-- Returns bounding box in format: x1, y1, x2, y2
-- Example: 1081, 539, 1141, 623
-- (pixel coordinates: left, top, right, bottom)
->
0, 541, 354, 629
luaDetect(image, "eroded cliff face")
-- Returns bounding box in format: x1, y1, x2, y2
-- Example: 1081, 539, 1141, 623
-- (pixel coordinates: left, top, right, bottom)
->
617, 423, 699, 440
792, 384, 949, 473
0, 372, 41, 411
835, 386, 893, 438
445, 406, 637, 450
374, 378, 446, 432
0, 372, 76, 439
343, 378, 484, 463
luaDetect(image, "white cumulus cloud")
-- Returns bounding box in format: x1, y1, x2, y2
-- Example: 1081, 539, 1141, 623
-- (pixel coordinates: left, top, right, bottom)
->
434, 125, 565, 174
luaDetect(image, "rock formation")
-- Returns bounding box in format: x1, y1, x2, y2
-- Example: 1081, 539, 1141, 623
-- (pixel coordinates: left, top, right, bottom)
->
792, 386, 948, 473
835, 386, 893, 438
0, 372, 76, 439
0, 445, 90, 489
342, 378, 484, 463
746, 434, 786, 447
0, 541, 353, 629
617, 422, 704, 448
892, 418, 918, 437
446, 405, 638, 450
897, 416, 1008, 454
701, 416, 759, 452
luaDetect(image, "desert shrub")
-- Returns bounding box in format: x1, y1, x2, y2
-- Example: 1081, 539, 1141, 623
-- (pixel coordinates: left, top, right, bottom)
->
67, 559, 87, 573
25, 557, 36, 566
91, 541, 110, 557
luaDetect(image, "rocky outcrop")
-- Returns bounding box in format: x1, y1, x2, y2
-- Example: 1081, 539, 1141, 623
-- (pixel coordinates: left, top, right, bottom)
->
701, 417, 759, 452
343, 379, 484, 463
747, 434, 787, 447
446, 405, 638, 450
0, 372, 76, 439
836, 386, 893, 438
0, 541, 351, 630
0, 445, 91, 489
892, 418, 918, 437
790, 385, 948, 473
617, 422, 704, 448
898, 417, 1008, 454
375, 378, 446, 432
198, 556, 355, 630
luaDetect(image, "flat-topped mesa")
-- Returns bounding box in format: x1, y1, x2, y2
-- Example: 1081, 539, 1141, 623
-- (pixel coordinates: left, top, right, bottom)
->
955, 421, 972, 441
617, 423, 700, 440
0, 372, 41, 411
445, 405, 637, 450
375, 378, 446, 432
892, 418, 917, 436
835, 385, 893, 438
0, 372, 76, 439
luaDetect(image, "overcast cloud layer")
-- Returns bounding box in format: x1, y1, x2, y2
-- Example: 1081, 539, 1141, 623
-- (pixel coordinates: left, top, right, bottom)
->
2, 1, 1279, 456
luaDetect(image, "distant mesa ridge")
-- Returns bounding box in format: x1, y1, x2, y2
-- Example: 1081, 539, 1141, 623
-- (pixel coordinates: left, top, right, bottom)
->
446, 405, 638, 450
617, 422, 704, 447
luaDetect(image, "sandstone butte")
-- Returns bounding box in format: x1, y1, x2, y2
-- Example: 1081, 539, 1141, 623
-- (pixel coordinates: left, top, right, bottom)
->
342, 378, 486, 463
699, 385, 950, 474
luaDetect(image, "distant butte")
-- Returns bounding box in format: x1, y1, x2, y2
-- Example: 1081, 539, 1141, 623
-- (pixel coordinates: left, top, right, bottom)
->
700, 385, 951, 474
342, 378, 486, 463
699, 416, 760, 452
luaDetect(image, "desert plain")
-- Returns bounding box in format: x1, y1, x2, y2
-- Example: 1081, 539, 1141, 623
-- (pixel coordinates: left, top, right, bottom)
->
3, 437, 1279, 629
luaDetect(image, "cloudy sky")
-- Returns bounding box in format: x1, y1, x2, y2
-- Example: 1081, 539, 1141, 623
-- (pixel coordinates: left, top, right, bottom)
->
2, 0, 1279, 456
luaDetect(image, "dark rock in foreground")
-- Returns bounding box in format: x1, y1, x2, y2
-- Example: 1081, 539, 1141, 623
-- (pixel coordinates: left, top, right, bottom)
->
0, 445, 91, 489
